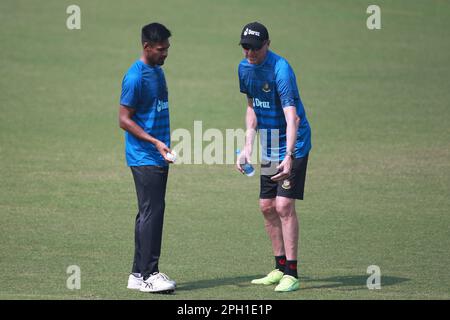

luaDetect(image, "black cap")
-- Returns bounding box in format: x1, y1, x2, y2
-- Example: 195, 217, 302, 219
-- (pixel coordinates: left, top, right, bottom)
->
239, 22, 269, 49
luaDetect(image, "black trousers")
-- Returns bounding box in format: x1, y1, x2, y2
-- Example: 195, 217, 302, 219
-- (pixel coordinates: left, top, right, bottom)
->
130, 165, 169, 279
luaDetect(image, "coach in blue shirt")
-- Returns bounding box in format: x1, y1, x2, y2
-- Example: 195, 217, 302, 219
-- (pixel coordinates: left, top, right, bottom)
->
236, 22, 312, 292
119, 23, 176, 294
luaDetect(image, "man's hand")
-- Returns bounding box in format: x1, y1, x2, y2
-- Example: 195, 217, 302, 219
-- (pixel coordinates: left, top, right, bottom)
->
236, 148, 252, 174
271, 156, 293, 181
155, 140, 174, 163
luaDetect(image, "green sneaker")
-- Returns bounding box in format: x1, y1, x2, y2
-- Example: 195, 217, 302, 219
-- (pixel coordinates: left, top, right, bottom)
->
274, 275, 300, 292
251, 270, 284, 285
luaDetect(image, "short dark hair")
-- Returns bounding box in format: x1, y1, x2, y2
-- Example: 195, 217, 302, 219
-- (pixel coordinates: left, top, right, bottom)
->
141, 23, 171, 45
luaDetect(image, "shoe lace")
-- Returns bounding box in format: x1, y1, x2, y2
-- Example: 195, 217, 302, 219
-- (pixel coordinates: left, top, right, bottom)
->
157, 272, 172, 281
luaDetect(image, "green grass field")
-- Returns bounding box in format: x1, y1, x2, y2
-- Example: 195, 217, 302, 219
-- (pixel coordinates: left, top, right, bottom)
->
1, 0, 449, 300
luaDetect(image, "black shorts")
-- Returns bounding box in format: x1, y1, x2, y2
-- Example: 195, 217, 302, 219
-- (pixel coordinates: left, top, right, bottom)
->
260, 154, 309, 200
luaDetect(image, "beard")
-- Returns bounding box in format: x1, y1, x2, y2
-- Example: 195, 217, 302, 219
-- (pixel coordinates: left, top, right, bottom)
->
155, 56, 167, 66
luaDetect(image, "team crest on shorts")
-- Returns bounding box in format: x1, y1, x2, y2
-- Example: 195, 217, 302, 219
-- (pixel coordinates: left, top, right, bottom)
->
262, 82, 271, 93
282, 179, 291, 190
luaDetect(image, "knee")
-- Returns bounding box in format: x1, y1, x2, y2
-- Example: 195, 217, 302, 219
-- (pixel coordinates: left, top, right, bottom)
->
275, 201, 294, 218
260, 202, 276, 219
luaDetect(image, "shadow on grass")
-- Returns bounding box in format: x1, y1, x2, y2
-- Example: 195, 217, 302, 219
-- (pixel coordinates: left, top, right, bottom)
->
176, 274, 410, 292
300, 275, 410, 291
176, 275, 260, 291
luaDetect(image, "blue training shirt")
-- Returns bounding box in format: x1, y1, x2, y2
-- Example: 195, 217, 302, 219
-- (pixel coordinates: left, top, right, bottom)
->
238, 50, 311, 161
120, 60, 170, 167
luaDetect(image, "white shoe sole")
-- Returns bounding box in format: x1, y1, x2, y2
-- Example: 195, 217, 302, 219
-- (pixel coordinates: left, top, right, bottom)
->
139, 286, 175, 294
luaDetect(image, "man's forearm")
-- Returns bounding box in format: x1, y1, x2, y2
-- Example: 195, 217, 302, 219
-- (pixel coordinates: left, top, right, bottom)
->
245, 128, 257, 150
286, 121, 298, 153
284, 107, 300, 154
120, 119, 159, 145
245, 107, 257, 151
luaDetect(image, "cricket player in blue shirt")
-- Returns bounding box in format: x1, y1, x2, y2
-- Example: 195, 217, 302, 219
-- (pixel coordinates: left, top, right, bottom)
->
119, 23, 176, 294
236, 22, 312, 292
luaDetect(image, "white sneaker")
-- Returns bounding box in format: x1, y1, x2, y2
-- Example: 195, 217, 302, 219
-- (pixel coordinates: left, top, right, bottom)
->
139, 272, 176, 293
127, 273, 143, 290
157, 272, 177, 288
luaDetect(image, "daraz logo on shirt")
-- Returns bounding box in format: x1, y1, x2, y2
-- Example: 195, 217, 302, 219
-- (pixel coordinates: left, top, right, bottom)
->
253, 98, 270, 109
157, 100, 168, 112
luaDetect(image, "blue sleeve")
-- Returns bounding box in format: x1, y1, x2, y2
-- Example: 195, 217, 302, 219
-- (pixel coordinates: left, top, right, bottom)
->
275, 60, 298, 108
238, 64, 251, 98
120, 73, 141, 108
